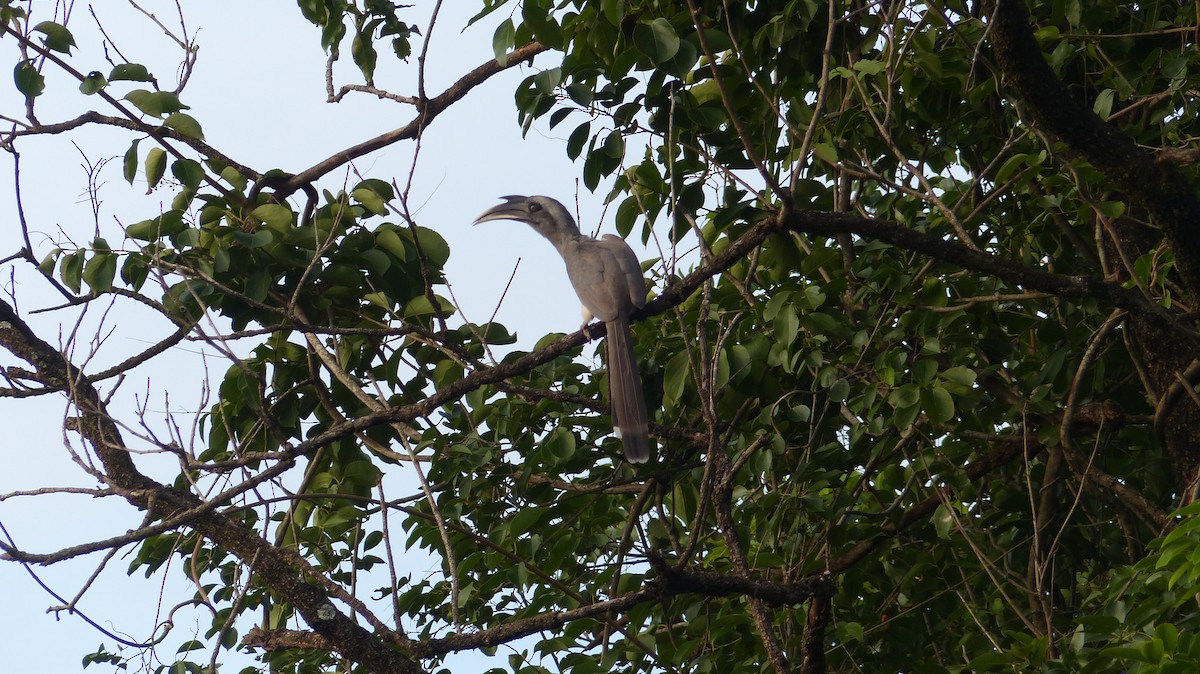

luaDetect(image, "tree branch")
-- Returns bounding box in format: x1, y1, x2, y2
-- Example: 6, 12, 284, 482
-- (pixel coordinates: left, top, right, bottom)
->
0, 298, 422, 674
247, 567, 832, 659
2, 110, 259, 181
277, 42, 550, 196
779, 209, 1185, 331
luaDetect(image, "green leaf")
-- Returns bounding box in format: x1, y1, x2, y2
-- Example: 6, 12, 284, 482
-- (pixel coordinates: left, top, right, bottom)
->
772, 303, 799, 348
83, 252, 117, 294
352, 186, 389, 215
251, 204, 294, 229
356, 178, 395, 202
172, 187, 198, 210
933, 502, 955, 539
939, 365, 977, 388
163, 279, 213, 321
923, 385, 955, 424
38, 248, 60, 277
234, 229, 273, 249
126, 211, 187, 241
967, 651, 1015, 669
1093, 88, 1115, 119
125, 89, 188, 117
508, 507, 546, 539
109, 63, 153, 82
549, 107, 573, 130
244, 268, 270, 301
375, 228, 407, 259
220, 166, 248, 192
634, 18, 680, 64
542, 426, 576, 461
534, 67, 562, 94
123, 140, 141, 184
33, 21, 75, 54
352, 25, 378, 82
995, 153, 1028, 183
661, 39, 699, 77
144, 147, 167, 189
601, 131, 624, 158
403, 294, 453, 319
13, 60, 45, 98
567, 121, 591, 161
812, 141, 838, 164
565, 82, 593, 107
663, 350, 691, 406
164, 112, 204, 139
364, 291, 392, 309
477, 322, 516, 345
689, 79, 722, 106
828, 377, 850, 402
432, 360, 464, 389
359, 248, 391, 274
889, 383, 920, 409
521, 3, 563, 50
853, 59, 886, 76
913, 358, 937, 384
60, 251, 84, 293
413, 226, 450, 269
79, 71, 106, 95
492, 18, 515, 65
615, 197, 639, 238
1096, 200, 1126, 219
600, 0, 624, 24
171, 159, 205, 189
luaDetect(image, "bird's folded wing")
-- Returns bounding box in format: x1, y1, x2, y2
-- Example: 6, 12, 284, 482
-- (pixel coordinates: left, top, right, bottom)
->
598, 234, 647, 310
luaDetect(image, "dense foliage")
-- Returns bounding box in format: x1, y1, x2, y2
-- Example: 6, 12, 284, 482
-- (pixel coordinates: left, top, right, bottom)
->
4, 0, 1200, 672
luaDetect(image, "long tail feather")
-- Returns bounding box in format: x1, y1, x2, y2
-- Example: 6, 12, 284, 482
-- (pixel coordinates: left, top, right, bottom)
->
606, 318, 650, 462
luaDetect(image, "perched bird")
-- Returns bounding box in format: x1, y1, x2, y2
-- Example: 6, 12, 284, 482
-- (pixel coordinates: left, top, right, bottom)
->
474, 195, 651, 463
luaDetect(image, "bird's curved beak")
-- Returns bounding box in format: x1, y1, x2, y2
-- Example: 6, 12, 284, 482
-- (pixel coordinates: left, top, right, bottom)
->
472, 195, 530, 225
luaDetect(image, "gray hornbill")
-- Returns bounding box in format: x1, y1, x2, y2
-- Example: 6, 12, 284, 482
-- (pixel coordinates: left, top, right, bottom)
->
474, 195, 651, 463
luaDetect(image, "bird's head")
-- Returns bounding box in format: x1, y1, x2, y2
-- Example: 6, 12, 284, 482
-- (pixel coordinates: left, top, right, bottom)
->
473, 195, 579, 241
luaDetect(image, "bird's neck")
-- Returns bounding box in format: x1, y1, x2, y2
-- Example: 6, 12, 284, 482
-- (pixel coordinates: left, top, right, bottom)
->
540, 223, 585, 251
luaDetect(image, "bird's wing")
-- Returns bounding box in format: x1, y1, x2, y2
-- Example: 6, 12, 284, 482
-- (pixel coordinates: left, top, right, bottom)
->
599, 234, 647, 310
563, 237, 643, 322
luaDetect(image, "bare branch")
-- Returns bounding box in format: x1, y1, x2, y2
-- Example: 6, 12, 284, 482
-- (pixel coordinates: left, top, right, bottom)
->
279, 41, 550, 196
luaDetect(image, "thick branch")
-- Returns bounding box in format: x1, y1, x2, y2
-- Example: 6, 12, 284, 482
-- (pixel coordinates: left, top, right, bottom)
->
657, 566, 831, 606
799, 594, 831, 674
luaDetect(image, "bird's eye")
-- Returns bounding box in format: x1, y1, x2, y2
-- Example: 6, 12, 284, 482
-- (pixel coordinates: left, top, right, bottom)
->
528, 203, 542, 213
